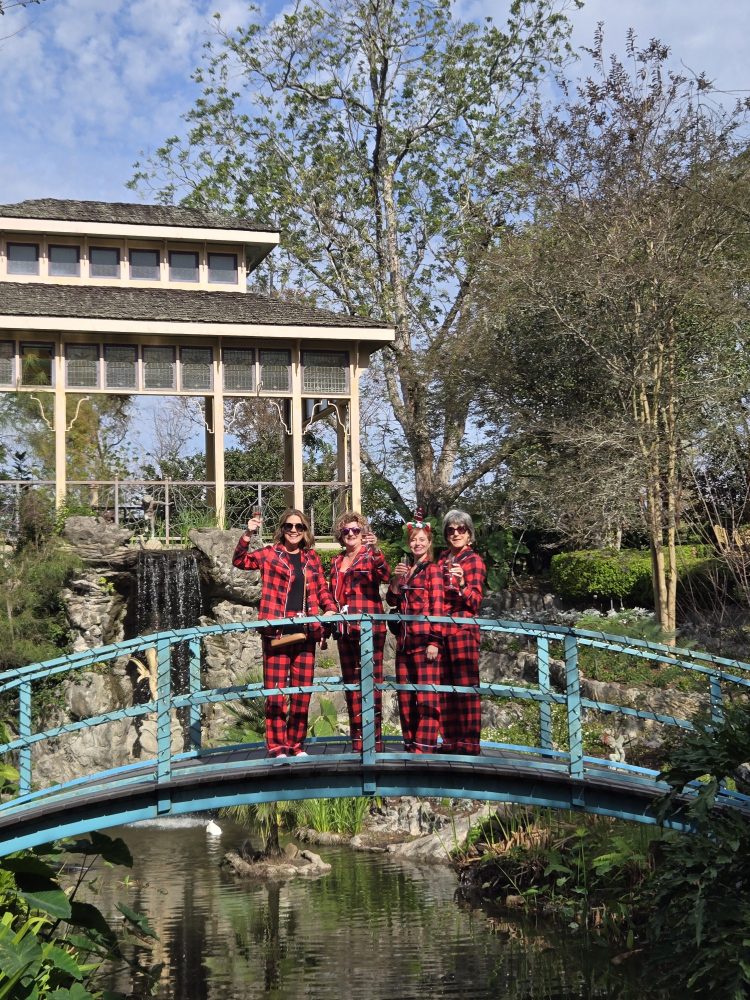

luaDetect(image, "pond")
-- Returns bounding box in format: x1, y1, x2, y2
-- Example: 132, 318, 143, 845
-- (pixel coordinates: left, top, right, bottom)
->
88, 817, 673, 999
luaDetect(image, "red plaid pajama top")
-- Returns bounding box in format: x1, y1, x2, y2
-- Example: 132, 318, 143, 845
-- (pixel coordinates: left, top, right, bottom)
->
232, 537, 336, 629
437, 548, 486, 634
386, 559, 444, 648
328, 546, 391, 633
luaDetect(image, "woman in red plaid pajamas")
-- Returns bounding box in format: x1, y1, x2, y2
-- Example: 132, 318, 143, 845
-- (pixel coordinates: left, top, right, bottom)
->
328, 511, 391, 753
233, 508, 336, 758
386, 513, 444, 753
437, 509, 486, 755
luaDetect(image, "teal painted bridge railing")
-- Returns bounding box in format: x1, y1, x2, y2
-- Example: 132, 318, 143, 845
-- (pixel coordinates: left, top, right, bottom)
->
1, 613, 749, 854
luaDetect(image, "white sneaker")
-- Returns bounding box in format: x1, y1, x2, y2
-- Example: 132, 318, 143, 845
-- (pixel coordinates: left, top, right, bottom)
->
271, 752, 288, 759
294, 750, 309, 757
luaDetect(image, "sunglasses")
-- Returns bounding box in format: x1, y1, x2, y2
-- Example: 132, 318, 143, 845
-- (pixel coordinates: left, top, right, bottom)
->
282, 522, 304, 532
446, 525, 468, 535
341, 527, 362, 537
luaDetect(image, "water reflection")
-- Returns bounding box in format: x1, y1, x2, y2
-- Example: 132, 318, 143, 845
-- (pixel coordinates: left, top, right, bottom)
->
85, 818, 671, 999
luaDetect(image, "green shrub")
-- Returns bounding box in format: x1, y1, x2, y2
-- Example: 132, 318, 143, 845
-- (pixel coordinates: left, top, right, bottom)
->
482, 698, 608, 757
316, 548, 336, 576
0, 538, 81, 711
640, 707, 750, 996
550, 545, 715, 606
0, 833, 159, 997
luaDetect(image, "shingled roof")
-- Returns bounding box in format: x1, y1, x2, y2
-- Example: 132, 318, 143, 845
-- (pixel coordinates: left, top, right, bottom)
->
0, 198, 278, 233
0, 282, 389, 330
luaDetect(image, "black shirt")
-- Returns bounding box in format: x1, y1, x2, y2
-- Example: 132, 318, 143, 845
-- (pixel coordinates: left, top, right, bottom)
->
285, 551, 305, 614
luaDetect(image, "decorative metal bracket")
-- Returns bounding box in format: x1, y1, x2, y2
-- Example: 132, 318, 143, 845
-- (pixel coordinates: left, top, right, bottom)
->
66, 396, 91, 432
28, 395, 53, 431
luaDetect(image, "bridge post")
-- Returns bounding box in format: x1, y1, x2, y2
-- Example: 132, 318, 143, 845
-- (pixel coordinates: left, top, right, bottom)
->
18, 681, 31, 796
359, 616, 377, 792
564, 634, 585, 796
156, 638, 172, 813
709, 675, 724, 726
537, 637, 553, 751
188, 637, 202, 751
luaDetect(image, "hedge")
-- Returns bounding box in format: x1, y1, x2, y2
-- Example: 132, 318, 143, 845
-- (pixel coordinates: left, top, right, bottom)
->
550, 545, 716, 605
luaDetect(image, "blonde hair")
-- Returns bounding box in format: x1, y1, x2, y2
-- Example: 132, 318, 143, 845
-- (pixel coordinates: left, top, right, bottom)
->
333, 510, 370, 545
272, 508, 314, 549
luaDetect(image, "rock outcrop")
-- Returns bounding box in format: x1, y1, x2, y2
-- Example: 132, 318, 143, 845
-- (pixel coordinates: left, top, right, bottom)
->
62, 516, 134, 565
189, 527, 262, 604
222, 840, 332, 880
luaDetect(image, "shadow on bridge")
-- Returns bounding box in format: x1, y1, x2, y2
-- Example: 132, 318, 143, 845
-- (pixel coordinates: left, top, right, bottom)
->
1, 613, 750, 854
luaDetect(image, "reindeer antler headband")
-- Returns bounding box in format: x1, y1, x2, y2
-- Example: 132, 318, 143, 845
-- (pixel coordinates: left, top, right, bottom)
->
406, 506, 431, 537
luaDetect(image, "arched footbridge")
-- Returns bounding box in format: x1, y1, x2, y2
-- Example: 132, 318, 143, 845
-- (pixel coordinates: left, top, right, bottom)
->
1, 614, 749, 855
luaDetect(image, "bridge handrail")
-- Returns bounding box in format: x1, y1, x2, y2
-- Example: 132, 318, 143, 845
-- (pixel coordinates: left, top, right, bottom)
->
2, 611, 749, 834
2, 614, 748, 690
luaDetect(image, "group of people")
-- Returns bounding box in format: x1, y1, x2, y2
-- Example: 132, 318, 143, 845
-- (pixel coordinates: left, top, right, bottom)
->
232, 506, 485, 758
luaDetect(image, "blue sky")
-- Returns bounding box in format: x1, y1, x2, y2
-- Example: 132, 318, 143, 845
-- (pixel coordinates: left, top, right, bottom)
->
0, 0, 748, 207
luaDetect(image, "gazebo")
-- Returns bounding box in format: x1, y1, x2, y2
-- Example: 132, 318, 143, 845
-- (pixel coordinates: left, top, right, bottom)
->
0, 199, 394, 535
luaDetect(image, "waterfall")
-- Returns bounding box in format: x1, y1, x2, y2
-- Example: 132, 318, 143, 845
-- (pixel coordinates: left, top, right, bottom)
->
135, 550, 202, 638
134, 551, 202, 741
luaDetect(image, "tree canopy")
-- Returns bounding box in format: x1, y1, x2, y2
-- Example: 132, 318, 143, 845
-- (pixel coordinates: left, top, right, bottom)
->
130, 0, 581, 515
480, 29, 750, 631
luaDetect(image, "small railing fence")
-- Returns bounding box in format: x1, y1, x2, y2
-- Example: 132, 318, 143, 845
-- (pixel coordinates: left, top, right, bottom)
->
0, 479, 350, 542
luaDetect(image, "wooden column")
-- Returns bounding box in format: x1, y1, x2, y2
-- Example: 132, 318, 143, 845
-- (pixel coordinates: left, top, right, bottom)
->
290, 340, 304, 509
336, 404, 348, 508
349, 348, 361, 511
206, 348, 225, 528
54, 338, 66, 509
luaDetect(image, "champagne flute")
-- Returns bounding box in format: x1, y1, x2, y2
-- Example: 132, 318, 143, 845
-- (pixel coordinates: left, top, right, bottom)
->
445, 553, 458, 592
395, 551, 412, 589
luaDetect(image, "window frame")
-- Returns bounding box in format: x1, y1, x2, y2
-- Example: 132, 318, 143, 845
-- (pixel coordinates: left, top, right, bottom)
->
168, 250, 199, 283
7, 242, 40, 276
0, 342, 15, 386
20, 342, 55, 387
259, 348, 292, 393
66, 344, 100, 388
208, 252, 238, 285
222, 347, 255, 392
143, 346, 176, 390
301, 350, 349, 394
89, 246, 121, 279
48, 244, 81, 278
104, 344, 138, 390
180, 346, 214, 391
129, 248, 161, 281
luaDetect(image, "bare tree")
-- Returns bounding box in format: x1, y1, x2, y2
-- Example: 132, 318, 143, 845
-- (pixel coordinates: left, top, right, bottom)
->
482, 29, 750, 634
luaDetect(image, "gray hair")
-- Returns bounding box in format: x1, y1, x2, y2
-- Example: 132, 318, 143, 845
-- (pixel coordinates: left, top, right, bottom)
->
442, 509, 475, 544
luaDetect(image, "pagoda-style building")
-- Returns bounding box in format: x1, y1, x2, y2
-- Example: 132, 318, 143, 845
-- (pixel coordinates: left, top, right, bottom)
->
0, 199, 393, 531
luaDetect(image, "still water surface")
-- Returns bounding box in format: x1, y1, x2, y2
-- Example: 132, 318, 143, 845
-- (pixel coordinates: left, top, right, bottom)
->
89, 818, 672, 999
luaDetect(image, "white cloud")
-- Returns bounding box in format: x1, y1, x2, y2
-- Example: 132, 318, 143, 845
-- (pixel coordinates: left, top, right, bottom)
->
0, 0, 747, 204
0, 0, 250, 201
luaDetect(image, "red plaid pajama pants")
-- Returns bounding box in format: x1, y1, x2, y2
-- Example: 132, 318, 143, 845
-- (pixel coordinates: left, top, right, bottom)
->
396, 646, 441, 753
440, 628, 481, 755
262, 637, 317, 755
337, 631, 386, 752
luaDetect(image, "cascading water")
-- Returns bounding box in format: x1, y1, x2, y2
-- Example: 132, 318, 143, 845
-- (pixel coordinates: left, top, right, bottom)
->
134, 550, 202, 741
136, 550, 202, 638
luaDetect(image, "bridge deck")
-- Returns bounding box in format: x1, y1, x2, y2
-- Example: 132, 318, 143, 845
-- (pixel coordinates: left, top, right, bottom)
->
0, 740, 718, 855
